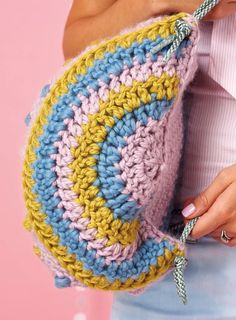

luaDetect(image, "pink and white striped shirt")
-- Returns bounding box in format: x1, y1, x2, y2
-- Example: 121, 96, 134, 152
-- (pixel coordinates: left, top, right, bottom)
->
208, 13, 236, 99
174, 12, 236, 207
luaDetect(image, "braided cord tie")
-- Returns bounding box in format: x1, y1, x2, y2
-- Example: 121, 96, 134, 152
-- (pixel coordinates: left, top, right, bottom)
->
150, 0, 220, 61
173, 217, 199, 305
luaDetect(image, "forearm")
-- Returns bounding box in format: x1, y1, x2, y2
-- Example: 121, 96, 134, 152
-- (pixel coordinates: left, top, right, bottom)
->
62, 0, 166, 61
62, 0, 232, 62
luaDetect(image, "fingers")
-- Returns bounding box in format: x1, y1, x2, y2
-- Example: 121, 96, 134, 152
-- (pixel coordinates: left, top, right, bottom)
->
182, 181, 236, 239
209, 220, 236, 238
210, 235, 236, 247
210, 230, 236, 247
181, 167, 235, 220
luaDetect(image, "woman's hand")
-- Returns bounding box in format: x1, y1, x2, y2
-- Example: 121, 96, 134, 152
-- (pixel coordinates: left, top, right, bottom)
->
180, 163, 236, 246
149, 0, 236, 21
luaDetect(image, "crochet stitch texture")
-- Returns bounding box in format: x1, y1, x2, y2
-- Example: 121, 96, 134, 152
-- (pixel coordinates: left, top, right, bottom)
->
22, 12, 200, 294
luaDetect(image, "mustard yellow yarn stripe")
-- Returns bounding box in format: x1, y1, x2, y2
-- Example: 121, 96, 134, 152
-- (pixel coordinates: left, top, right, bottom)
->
22, 74, 183, 290
62, 12, 188, 71
22, 13, 186, 290
22, 11, 185, 235
69, 72, 179, 248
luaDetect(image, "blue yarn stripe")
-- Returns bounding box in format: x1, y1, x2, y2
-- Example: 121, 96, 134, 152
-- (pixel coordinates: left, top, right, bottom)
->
31, 97, 174, 281
93, 94, 173, 222
30, 36, 191, 283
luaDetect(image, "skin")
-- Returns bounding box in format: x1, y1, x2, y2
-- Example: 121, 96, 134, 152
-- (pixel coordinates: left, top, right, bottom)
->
63, 0, 236, 60
62, 1, 236, 246
62, 0, 156, 60
181, 164, 236, 246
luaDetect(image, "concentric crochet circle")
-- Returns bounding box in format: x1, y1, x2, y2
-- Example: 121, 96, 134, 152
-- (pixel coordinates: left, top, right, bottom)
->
22, 12, 200, 292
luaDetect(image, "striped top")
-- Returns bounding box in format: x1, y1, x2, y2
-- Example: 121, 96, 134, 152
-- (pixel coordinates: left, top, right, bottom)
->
173, 14, 236, 218
207, 12, 236, 99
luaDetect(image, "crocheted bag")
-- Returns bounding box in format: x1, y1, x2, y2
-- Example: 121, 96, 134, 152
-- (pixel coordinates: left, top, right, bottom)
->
21, 0, 219, 304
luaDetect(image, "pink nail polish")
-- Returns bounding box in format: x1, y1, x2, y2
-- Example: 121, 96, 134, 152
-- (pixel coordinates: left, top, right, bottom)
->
182, 203, 196, 217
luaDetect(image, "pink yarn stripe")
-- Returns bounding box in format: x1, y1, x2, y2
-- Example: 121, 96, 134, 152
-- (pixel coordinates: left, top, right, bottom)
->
27, 13, 198, 290
32, 232, 87, 288
33, 218, 185, 287
40, 98, 187, 273
51, 48, 195, 204
47, 40, 198, 264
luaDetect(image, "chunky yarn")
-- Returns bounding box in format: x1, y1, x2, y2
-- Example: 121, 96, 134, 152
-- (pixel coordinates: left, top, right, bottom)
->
21, 7, 211, 300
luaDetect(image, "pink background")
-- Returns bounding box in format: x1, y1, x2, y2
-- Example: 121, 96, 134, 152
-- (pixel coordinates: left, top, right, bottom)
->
0, 1, 112, 319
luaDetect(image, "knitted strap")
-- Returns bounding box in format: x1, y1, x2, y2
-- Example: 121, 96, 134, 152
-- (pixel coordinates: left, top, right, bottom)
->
151, 0, 220, 61
173, 217, 199, 304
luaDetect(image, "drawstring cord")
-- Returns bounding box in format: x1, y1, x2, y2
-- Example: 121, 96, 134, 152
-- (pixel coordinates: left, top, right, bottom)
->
173, 217, 199, 305
168, 0, 221, 305
150, 0, 220, 62
148, 0, 221, 304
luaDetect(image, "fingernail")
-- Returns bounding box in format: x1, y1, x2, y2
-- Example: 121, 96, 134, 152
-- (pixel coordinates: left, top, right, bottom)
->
182, 203, 196, 217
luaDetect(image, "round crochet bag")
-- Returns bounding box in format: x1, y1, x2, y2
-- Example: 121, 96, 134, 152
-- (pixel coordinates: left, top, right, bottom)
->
21, 0, 219, 305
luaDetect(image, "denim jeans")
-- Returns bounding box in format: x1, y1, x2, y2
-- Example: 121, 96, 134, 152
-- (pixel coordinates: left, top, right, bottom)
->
111, 235, 236, 320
